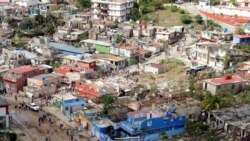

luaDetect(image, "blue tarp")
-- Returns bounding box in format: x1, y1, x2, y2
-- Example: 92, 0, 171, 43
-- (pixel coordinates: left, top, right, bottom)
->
48, 42, 84, 55
62, 100, 85, 107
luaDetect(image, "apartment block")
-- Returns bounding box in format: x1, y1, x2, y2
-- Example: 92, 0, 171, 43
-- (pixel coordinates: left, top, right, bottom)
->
91, 0, 133, 22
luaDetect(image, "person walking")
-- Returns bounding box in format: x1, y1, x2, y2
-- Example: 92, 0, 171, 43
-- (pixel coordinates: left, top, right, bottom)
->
15, 95, 17, 101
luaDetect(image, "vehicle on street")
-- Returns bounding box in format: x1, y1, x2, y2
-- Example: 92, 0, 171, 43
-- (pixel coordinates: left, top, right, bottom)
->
27, 103, 40, 111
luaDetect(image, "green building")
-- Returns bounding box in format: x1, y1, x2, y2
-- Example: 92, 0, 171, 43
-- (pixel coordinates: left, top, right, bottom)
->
82, 39, 111, 54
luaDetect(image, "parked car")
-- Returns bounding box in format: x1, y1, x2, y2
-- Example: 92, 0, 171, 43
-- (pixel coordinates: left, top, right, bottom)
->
27, 103, 40, 111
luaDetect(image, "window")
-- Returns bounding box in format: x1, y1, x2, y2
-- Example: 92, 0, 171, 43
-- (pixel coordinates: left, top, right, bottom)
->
147, 121, 152, 126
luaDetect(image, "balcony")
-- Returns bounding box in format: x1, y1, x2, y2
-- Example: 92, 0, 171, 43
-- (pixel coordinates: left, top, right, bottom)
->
100, 6, 108, 10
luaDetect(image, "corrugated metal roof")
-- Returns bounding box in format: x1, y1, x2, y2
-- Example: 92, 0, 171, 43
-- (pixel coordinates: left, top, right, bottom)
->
48, 42, 84, 54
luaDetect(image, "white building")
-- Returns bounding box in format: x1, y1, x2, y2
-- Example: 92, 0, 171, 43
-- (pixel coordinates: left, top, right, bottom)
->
91, 0, 133, 22
192, 42, 238, 71
144, 63, 166, 74
18, 0, 39, 7
203, 75, 247, 94
0, 98, 10, 130
110, 43, 137, 57
198, 1, 250, 18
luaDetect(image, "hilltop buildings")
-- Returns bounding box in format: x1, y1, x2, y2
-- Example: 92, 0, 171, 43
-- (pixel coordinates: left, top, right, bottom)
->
91, 0, 134, 22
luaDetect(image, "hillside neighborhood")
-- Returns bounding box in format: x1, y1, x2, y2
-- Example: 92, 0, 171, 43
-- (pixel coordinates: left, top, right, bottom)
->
0, 0, 250, 141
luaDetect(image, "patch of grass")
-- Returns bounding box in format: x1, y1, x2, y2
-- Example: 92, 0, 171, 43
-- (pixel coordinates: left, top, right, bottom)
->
147, 6, 204, 30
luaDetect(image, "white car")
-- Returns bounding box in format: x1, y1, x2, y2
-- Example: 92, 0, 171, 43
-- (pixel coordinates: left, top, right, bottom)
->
27, 103, 40, 111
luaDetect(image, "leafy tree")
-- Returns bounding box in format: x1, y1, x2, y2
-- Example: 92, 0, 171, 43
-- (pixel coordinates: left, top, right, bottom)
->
235, 27, 245, 34
45, 23, 56, 35
113, 19, 119, 28
19, 18, 33, 30
241, 44, 250, 54
180, 15, 192, 24
186, 120, 209, 141
170, 6, 178, 12
210, 0, 220, 5
179, 9, 185, 14
194, 15, 203, 24
106, 125, 115, 138
34, 14, 45, 26
131, 7, 140, 22
115, 35, 123, 43
76, 0, 91, 8
102, 95, 117, 109
160, 131, 168, 140
45, 13, 57, 26
153, 0, 164, 10
223, 52, 232, 69
189, 76, 195, 95
52, 61, 60, 68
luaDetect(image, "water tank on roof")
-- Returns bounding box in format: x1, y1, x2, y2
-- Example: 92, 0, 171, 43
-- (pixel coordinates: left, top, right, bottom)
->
111, 41, 115, 47
223, 27, 228, 33
41, 77, 46, 81
168, 104, 176, 113
166, 112, 172, 118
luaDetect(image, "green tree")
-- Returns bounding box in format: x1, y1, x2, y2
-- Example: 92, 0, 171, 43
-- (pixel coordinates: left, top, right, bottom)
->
34, 14, 45, 26
210, 0, 220, 5
170, 6, 178, 12
241, 44, 250, 54
186, 120, 209, 141
189, 76, 196, 95
45, 23, 56, 35
179, 9, 185, 14
45, 13, 58, 26
202, 92, 226, 111
131, 7, 140, 22
113, 19, 119, 28
106, 125, 115, 138
76, 0, 91, 8
153, 0, 164, 10
160, 131, 168, 140
235, 27, 245, 34
115, 35, 123, 43
223, 52, 232, 69
194, 15, 203, 24
102, 95, 117, 110
180, 15, 192, 24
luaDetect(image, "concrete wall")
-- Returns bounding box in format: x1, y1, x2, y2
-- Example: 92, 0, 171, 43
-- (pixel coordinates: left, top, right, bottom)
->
198, 3, 250, 17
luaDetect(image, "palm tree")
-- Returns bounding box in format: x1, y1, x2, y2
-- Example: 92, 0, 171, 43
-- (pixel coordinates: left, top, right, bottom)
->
202, 92, 226, 111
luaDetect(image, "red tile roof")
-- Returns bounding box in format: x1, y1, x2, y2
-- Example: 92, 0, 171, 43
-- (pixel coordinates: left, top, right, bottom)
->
136, 50, 150, 55
235, 34, 250, 38
149, 63, 164, 69
75, 83, 100, 97
208, 75, 246, 85
10, 66, 39, 74
199, 10, 250, 27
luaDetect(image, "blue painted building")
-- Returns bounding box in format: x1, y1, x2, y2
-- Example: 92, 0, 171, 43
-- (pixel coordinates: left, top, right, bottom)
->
233, 34, 250, 44
91, 110, 186, 141
52, 93, 86, 119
